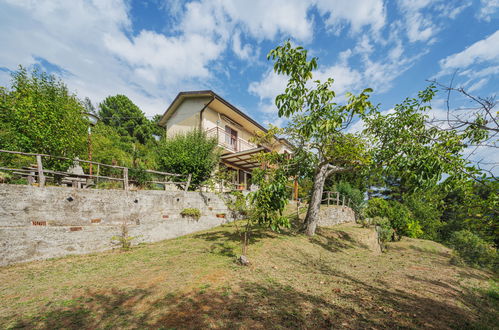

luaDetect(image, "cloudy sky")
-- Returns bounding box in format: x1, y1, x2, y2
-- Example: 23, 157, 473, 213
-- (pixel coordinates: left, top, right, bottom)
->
0, 1, 497, 134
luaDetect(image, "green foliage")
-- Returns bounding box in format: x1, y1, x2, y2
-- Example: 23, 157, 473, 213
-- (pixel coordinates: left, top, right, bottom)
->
334, 181, 364, 212
111, 224, 137, 250
448, 230, 498, 271
128, 166, 152, 188
365, 85, 478, 193
403, 191, 443, 240
156, 130, 220, 189
91, 123, 134, 167
267, 41, 375, 235
373, 216, 395, 244
0, 66, 87, 163
248, 152, 291, 232
365, 197, 423, 240
440, 178, 498, 247
180, 208, 201, 220
98, 94, 155, 144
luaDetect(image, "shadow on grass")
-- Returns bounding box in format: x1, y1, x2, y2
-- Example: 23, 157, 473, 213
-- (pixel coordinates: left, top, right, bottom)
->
192, 223, 294, 258
6, 267, 493, 329
308, 227, 369, 253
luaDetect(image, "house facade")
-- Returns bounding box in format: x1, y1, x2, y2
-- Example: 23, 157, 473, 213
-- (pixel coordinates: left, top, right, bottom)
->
158, 90, 293, 190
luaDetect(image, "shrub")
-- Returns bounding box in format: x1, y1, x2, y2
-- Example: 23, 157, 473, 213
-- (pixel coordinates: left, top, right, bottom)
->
336, 181, 364, 211
448, 230, 498, 270
406, 219, 424, 238
373, 216, 394, 244
128, 167, 152, 188
365, 198, 422, 240
156, 130, 220, 189
404, 192, 443, 240
181, 208, 201, 220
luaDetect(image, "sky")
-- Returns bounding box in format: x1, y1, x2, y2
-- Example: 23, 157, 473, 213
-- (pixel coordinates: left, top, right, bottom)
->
0, 0, 498, 171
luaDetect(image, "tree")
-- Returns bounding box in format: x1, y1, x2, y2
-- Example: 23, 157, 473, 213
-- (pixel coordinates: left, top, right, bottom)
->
98, 95, 155, 144
427, 80, 497, 181
156, 130, 220, 189
267, 41, 374, 236
0, 66, 87, 161
364, 85, 480, 192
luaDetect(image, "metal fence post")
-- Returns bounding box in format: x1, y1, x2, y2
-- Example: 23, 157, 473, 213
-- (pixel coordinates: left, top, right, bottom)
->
36, 155, 45, 188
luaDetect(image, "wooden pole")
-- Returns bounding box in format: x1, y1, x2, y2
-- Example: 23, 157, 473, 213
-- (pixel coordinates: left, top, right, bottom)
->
342, 195, 345, 206
184, 173, 192, 191
123, 167, 129, 190
336, 192, 339, 205
327, 191, 330, 206
36, 155, 45, 188
293, 178, 298, 201
96, 164, 100, 185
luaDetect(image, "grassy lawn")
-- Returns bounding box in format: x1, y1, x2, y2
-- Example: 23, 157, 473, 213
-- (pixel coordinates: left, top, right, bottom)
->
0, 221, 497, 329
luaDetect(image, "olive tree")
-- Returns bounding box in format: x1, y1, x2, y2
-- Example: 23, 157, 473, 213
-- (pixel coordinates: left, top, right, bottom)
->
267, 41, 374, 236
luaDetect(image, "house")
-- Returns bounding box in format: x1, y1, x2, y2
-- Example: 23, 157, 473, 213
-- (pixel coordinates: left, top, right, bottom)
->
158, 90, 293, 190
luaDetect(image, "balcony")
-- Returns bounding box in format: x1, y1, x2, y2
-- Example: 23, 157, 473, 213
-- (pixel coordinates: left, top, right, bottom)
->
206, 127, 257, 153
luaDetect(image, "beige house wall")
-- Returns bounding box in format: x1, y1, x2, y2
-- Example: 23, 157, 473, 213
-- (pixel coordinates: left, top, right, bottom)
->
202, 107, 258, 148
165, 97, 211, 138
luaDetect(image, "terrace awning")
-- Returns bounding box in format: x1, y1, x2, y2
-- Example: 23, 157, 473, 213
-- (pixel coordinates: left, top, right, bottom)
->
220, 147, 267, 171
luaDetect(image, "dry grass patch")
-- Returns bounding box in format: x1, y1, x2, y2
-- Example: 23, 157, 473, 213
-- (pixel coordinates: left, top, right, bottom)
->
0, 222, 497, 329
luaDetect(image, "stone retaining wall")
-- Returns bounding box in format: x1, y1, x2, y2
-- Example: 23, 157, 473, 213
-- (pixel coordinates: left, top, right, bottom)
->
0, 184, 234, 266
317, 205, 356, 227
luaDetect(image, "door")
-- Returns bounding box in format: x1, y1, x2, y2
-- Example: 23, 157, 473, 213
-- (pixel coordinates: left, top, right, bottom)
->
225, 125, 238, 151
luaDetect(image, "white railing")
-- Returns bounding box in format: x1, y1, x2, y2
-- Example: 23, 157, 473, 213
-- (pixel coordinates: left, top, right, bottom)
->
206, 127, 257, 153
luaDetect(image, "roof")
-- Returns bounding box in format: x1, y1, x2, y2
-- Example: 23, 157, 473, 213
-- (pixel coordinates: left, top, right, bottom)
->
159, 90, 294, 150
158, 90, 268, 133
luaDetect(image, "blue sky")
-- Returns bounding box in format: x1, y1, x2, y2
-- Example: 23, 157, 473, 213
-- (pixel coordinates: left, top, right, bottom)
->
0, 0, 498, 169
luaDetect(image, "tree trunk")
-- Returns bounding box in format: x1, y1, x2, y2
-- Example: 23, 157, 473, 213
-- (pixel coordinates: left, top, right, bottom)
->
302, 162, 329, 236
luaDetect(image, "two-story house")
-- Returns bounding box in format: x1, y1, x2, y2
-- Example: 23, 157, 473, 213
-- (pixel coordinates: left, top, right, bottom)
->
158, 90, 293, 190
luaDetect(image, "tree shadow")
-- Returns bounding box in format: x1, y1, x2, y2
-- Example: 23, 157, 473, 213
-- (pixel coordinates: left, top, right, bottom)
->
308, 227, 369, 253
7, 268, 491, 329
191, 225, 279, 259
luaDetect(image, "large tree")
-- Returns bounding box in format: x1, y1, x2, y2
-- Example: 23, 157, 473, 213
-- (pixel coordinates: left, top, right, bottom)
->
268, 41, 374, 236
0, 66, 87, 159
98, 94, 155, 144
364, 85, 479, 192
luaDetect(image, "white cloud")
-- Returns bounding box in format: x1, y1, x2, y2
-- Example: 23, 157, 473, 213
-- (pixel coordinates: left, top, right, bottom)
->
477, 0, 499, 21
439, 30, 499, 71
248, 70, 289, 102
397, 0, 438, 43
232, 30, 257, 61
315, 0, 386, 34
220, 0, 313, 42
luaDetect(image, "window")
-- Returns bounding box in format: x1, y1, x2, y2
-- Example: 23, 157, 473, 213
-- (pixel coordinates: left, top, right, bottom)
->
225, 125, 238, 151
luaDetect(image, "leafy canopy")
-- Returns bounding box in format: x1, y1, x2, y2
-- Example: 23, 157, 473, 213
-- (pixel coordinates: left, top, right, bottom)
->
364, 85, 479, 192
99, 94, 155, 144
0, 66, 87, 159
156, 130, 220, 189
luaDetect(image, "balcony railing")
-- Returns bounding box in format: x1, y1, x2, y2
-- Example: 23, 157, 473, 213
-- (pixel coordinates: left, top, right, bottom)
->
206, 127, 257, 153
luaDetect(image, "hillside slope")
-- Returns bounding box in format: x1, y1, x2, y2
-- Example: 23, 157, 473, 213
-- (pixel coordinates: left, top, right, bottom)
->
0, 222, 497, 329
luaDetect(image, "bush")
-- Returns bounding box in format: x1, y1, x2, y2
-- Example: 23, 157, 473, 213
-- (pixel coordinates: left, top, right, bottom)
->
373, 216, 394, 243
365, 198, 422, 240
448, 230, 498, 270
181, 208, 201, 220
404, 192, 443, 240
156, 130, 220, 189
336, 181, 364, 209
